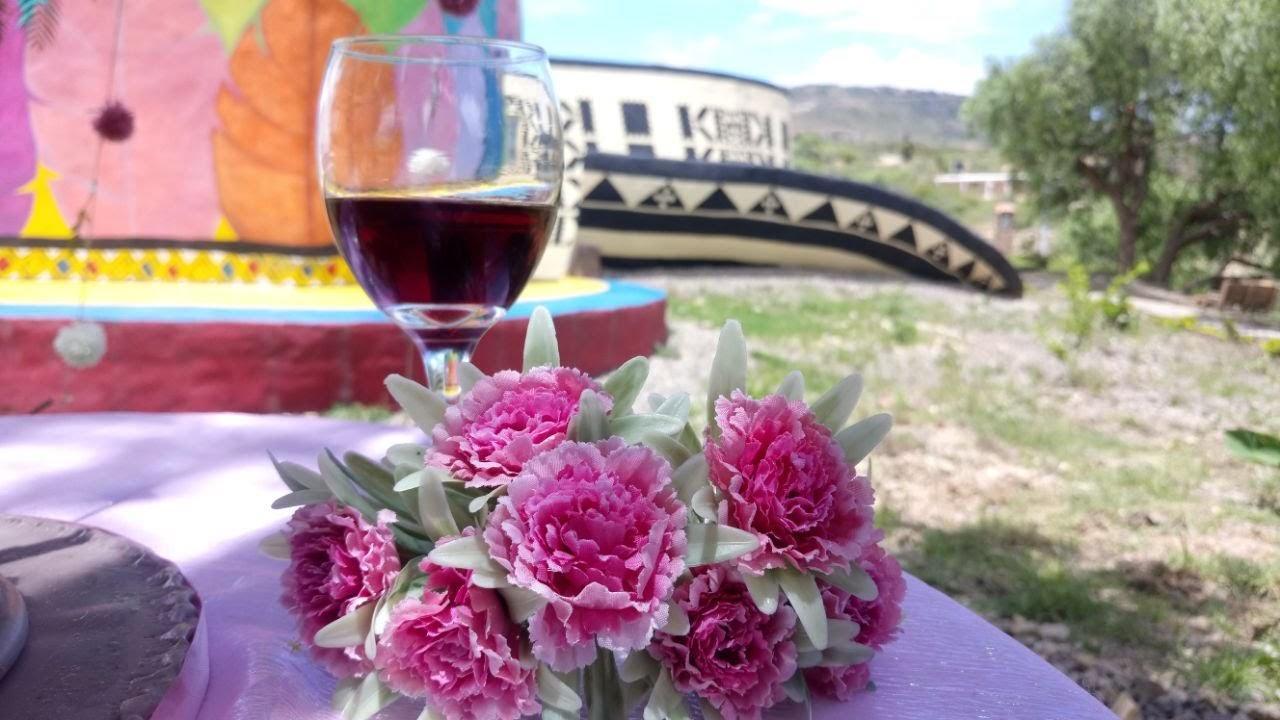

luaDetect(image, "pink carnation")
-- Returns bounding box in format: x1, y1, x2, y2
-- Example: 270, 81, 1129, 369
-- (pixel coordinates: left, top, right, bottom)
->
484, 438, 686, 671
375, 554, 539, 720
705, 391, 876, 575
804, 542, 906, 700
429, 367, 610, 487
650, 566, 797, 720
281, 501, 401, 676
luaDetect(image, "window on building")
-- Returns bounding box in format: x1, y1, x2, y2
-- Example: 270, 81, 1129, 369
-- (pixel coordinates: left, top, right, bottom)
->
622, 102, 650, 135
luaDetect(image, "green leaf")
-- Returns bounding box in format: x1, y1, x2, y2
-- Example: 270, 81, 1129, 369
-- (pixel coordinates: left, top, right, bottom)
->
619, 650, 659, 683
706, 320, 747, 438
537, 664, 582, 712
318, 450, 377, 520
391, 524, 435, 555
643, 668, 689, 720
569, 389, 610, 442
393, 470, 426, 492
653, 393, 692, 424
672, 454, 711, 505
524, 306, 560, 371
268, 452, 325, 492
835, 413, 893, 466
417, 467, 461, 540
779, 570, 827, 651
781, 672, 809, 704
777, 371, 805, 402
743, 571, 779, 614
661, 602, 690, 636
498, 586, 547, 623
258, 532, 291, 560
470, 566, 512, 589
459, 361, 486, 393
341, 671, 399, 720
827, 618, 861, 648
640, 432, 694, 467
689, 486, 718, 522
314, 602, 374, 648
810, 373, 864, 431
344, 451, 409, 514
1225, 428, 1280, 467
385, 374, 448, 435
818, 643, 875, 667
685, 523, 760, 566
603, 356, 650, 417
814, 371, 865, 427
427, 533, 499, 572
698, 699, 723, 720
469, 485, 507, 514
610, 413, 686, 443
270, 488, 331, 509
332, 677, 360, 712
822, 565, 878, 601
385, 443, 426, 469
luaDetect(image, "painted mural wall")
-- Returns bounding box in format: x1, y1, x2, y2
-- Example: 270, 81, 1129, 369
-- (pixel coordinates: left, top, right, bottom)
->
0, 0, 520, 247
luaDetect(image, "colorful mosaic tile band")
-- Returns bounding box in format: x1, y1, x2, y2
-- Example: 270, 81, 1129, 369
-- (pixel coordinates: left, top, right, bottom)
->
0, 244, 356, 285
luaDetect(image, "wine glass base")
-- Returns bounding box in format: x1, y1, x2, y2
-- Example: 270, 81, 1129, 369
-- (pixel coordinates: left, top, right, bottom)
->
390, 303, 504, 400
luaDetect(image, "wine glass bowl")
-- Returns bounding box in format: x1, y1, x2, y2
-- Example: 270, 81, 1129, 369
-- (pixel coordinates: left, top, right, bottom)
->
317, 36, 562, 397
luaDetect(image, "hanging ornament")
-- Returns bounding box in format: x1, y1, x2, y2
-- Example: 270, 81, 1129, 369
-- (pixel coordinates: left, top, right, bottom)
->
439, 0, 479, 17
92, 101, 134, 142
53, 321, 107, 369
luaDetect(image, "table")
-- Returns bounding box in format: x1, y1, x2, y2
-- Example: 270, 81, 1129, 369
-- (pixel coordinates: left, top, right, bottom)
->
0, 414, 1113, 719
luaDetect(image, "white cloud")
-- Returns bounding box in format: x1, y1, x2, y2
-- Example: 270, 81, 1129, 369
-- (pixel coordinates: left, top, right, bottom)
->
756, 0, 1015, 44
647, 34, 724, 69
777, 43, 984, 95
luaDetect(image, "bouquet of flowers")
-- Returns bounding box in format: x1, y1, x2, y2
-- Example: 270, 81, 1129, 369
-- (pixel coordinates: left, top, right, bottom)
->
261, 307, 905, 720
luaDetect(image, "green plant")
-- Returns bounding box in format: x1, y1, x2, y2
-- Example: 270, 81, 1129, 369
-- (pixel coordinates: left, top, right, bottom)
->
1046, 261, 1147, 359
1225, 429, 1280, 467
1098, 261, 1149, 330
1262, 338, 1280, 358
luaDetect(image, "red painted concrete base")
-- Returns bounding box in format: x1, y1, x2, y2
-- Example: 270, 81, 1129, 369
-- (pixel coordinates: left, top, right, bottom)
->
0, 301, 666, 414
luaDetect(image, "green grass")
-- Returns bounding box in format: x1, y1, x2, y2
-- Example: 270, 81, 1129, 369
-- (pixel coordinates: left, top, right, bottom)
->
324, 403, 396, 422
669, 289, 943, 399
898, 520, 1170, 648
1194, 639, 1280, 701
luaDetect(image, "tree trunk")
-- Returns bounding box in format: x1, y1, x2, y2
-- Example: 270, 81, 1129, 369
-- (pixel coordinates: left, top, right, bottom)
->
1151, 230, 1183, 286
1113, 201, 1140, 273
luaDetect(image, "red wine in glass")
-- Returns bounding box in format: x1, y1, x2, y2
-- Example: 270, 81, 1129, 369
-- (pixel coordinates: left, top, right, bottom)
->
317, 36, 563, 399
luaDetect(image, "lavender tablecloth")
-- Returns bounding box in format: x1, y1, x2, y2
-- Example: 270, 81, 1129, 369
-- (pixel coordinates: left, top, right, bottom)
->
0, 413, 1112, 720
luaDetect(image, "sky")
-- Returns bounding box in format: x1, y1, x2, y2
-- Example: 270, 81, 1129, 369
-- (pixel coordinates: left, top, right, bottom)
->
524, 0, 1070, 96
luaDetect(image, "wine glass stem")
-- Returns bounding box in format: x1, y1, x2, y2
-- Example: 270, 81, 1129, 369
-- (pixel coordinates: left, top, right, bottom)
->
407, 334, 478, 401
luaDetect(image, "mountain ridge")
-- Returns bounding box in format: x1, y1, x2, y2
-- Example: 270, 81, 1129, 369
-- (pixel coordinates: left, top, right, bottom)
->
789, 84, 981, 147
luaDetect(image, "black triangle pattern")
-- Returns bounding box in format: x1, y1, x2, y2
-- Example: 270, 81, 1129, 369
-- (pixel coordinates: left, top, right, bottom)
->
851, 211, 878, 236
638, 185, 684, 210
890, 225, 916, 249
585, 178, 623, 204
749, 192, 786, 217
695, 188, 737, 212
802, 203, 838, 224
924, 242, 950, 266
956, 260, 975, 279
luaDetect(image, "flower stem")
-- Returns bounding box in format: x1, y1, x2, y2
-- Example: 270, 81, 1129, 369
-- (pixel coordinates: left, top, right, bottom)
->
583, 647, 626, 720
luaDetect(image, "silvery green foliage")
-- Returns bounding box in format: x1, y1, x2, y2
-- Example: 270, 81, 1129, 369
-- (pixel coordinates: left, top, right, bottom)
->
53, 320, 107, 369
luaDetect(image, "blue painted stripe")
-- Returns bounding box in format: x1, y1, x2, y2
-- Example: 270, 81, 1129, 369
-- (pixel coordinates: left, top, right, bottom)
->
0, 281, 666, 326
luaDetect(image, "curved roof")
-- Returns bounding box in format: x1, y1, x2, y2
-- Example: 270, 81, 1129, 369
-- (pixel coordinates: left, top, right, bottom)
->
549, 57, 789, 97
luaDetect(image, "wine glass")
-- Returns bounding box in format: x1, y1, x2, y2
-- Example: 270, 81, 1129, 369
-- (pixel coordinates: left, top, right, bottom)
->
317, 36, 563, 398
